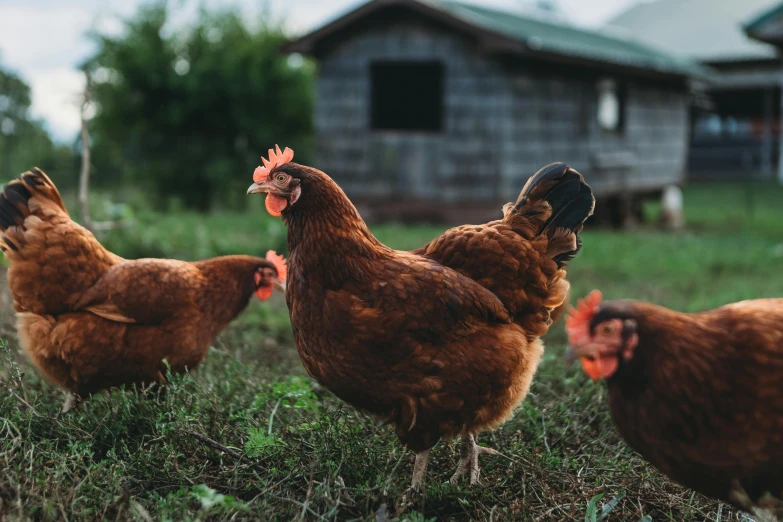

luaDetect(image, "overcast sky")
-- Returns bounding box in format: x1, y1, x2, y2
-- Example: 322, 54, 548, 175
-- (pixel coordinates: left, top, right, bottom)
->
0, 0, 640, 141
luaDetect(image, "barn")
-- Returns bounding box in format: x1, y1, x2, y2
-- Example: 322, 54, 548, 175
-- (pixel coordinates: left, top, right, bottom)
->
283, 0, 709, 224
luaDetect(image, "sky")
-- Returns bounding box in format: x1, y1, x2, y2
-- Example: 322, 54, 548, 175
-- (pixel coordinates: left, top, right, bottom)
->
0, 0, 641, 142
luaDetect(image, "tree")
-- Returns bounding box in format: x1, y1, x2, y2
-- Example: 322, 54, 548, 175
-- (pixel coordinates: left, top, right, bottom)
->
86, 3, 314, 210
0, 66, 74, 185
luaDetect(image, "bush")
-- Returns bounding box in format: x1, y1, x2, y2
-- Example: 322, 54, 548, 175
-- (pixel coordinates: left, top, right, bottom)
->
86, 2, 314, 211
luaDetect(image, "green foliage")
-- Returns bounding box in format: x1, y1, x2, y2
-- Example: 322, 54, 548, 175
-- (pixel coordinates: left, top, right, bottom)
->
245, 428, 282, 457
584, 491, 625, 522
98, 205, 288, 260
405, 513, 438, 522
0, 65, 75, 184
258, 376, 319, 410
85, 1, 314, 210
190, 484, 247, 512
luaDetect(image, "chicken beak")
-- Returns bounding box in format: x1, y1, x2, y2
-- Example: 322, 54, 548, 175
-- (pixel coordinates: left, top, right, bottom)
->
564, 343, 592, 365
272, 279, 286, 293
247, 182, 269, 195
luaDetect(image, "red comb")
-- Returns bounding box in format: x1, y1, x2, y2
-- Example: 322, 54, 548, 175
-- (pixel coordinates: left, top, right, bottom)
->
565, 290, 602, 346
266, 250, 287, 281
254, 145, 294, 183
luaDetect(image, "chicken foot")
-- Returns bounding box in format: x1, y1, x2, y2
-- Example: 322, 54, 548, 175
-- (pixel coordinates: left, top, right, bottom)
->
61, 393, 81, 414
449, 434, 498, 485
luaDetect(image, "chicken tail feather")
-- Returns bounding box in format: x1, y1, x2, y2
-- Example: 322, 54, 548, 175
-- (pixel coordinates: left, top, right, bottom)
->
0, 179, 32, 230
1, 168, 69, 256
505, 162, 594, 267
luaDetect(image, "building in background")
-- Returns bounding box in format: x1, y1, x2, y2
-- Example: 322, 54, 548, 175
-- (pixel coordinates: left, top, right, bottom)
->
745, 2, 783, 183
607, 0, 781, 181
283, 0, 707, 225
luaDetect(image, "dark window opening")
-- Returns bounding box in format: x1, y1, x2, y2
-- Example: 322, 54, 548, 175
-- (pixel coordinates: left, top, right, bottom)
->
370, 61, 444, 132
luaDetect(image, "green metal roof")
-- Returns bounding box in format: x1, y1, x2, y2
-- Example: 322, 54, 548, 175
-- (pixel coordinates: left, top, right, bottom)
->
283, 0, 713, 80
436, 1, 712, 79
745, 1, 783, 44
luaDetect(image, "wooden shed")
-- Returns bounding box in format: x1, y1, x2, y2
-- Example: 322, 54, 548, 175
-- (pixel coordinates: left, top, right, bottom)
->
608, 0, 781, 182
283, 0, 709, 224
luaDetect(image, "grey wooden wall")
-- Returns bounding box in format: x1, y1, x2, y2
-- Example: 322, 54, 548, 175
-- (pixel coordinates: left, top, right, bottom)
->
313, 15, 689, 213
315, 15, 511, 205
503, 68, 689, 197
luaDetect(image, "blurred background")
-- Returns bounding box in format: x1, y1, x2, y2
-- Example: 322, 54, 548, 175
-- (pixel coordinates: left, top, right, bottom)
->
1, 0, 782, 214
0, 0, 782, 277
2, 0, 782, 209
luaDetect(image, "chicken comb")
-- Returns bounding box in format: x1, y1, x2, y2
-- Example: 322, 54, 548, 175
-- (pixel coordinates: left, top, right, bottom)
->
565, 290, 602, 346
254, 145, 294, 183
266, 250, 287, 281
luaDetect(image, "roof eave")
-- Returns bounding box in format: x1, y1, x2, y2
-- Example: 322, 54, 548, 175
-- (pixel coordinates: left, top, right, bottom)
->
497, 45, 709, 83
745, 32, 783, 47
744, 3, 783, 48
744, 24, 783, 47
281, 0, 495, 56
281, 0, 709, 81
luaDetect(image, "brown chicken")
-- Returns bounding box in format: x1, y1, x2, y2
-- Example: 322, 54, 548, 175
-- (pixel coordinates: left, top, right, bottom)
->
0, 168, 286, 411
566, 291, 783, 517
247, 146, 594, 488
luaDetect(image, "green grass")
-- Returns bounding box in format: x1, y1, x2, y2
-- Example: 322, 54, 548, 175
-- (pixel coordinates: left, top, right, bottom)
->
1, 182, 782, 521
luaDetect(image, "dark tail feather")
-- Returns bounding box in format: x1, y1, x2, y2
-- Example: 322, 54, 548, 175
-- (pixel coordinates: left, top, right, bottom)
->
509, 162, 595, 266
0, 179, 33, 230
513, 163, 594, 230
0, 167, 65, 232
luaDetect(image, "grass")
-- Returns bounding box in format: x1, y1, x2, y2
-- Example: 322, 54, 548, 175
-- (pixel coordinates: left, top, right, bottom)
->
1, 182, 781, 521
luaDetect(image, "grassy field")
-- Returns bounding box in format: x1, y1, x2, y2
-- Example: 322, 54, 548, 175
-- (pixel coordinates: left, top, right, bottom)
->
1, 182, 782, 521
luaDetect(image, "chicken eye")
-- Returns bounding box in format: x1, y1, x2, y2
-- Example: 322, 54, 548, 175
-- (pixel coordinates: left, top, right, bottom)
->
275, 174, 287, 183
602, 324, 615, 335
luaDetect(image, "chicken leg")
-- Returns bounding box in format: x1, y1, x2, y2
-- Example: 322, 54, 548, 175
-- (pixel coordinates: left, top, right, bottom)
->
61, 393, 81, 414
449, 434, 498, 485
397, 450, 431, 512
410, 449, 431, 491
